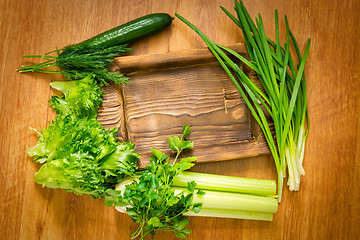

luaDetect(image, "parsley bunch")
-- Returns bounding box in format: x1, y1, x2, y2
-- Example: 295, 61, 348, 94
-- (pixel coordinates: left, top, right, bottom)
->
105, 125, 205, 239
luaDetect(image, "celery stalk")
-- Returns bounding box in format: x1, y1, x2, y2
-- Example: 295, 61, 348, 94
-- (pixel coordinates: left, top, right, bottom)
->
172, 171, 276, 197
184, 208, 273, 221
172, 187, 278, 213
115, 174, 278, 221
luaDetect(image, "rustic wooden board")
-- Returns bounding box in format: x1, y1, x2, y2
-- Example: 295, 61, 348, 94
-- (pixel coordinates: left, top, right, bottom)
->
98, 44, 271, 167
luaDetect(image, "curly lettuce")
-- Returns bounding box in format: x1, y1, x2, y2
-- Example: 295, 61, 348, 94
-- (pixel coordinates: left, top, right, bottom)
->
27, 75, 139, 198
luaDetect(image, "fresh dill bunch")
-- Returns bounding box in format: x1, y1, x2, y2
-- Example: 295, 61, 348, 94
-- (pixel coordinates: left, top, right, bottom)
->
18, 44, 130, 85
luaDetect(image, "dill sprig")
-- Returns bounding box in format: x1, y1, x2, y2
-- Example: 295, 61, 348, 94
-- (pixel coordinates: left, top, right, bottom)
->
17, 44, 130, 85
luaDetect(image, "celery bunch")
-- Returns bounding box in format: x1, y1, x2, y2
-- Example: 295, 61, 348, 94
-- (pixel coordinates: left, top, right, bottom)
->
106, 125, 278, 239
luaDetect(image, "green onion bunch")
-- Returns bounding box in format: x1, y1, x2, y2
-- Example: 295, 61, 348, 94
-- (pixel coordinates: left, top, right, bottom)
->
176, 0, 310, 202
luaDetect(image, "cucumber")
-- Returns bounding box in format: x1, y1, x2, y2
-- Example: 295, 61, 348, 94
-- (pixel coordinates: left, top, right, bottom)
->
76, 13, 173, 50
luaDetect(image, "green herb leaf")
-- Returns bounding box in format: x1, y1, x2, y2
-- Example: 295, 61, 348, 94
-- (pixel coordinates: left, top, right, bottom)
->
150, 147, 167, 161
182, 125, 192, 138
168, 136, 178, 151
196, 189, 206, 196
192, 203, 203, 213
147, 217, 161, 227
176, 157, 197, 172
181, 140, 194, 150
176, 217, 190, 230
111, 126, 200, 239
174, 230, 188, 239
169, 135, 182, 151
167, 195, 179, 206
187, 181, 197, 192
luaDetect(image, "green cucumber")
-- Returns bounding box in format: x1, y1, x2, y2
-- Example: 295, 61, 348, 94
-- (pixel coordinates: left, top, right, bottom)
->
74, 13, 173, 50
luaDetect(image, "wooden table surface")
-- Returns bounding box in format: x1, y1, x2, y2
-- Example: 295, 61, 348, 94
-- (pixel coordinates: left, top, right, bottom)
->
1, 0, 359, 239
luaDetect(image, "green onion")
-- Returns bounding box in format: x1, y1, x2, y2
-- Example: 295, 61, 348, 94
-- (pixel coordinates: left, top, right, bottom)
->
175, 0, 310, 203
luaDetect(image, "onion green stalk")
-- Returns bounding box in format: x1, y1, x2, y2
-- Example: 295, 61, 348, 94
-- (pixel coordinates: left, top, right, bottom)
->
175, 0, 310, 202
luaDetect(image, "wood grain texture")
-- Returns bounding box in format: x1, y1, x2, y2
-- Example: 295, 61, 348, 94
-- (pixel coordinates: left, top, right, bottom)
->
98, 83, 128, 142
113, 43, 248, 72
111, 44, 270, 167
0, 0, 359, 240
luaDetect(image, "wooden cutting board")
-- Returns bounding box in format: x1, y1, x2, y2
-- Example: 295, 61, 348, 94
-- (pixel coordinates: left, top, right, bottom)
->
98, 43, 271, 167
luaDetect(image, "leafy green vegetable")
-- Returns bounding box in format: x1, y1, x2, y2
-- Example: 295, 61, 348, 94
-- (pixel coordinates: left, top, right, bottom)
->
49, 73, 104, 117
27, 75, 140, 198
27, 115, 117, 164
176, 0, 310, 202
28, 75, 112, 163
33, 142, 139, 198
105, 125, 201, 239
